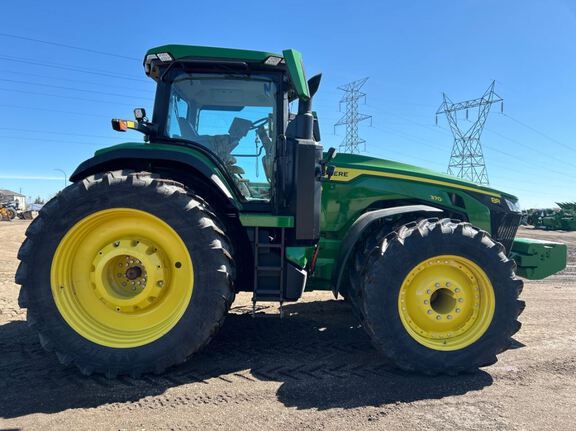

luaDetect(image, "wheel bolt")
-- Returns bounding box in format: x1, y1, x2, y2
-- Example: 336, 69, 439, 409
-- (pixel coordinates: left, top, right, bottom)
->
113, 241, 120, 247
446, 282, 451, 287
436, 315, 441, 320
435, 283, 440, 288
458, 298, 464, 303
427, 289, 432, 294
427, 309, 433, 315
424, 300, 429, 305
456, 308, 461, 313
455, 287, 460, 293
447, 315, 453, 320
157, 280, 164, 287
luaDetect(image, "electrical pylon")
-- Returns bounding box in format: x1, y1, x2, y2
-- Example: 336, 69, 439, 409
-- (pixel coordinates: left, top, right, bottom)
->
436, 81, 503, 185
334, 77, 372, 153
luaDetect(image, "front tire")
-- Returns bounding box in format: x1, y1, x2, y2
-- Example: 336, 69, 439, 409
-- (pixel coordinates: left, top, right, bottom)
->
349, 218, 524, 375
16, 171, 235, 377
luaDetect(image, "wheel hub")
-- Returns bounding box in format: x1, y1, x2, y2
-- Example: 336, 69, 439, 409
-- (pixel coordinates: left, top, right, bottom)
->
398, 255, 495, 350
51, 208, 194, 348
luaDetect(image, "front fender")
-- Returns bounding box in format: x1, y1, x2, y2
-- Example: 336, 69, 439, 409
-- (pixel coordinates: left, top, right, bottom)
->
333, 205, 443, 296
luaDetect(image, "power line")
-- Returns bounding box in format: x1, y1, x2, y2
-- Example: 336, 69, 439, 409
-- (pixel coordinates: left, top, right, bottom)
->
0, 87, 138, 106
0, 104, 111, 118
0, 69, 152, 92
0, 32, 140, 61
0, 127, 120, 140
502, 113, 576, 153
334, 77, 372, 153
0, 54, 148, 82
0, 135, 103, 146
0, 78, 151, 100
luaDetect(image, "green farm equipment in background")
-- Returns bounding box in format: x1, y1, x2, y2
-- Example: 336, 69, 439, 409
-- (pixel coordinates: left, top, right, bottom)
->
15, 44, 568, 378
528, 203, 576, 231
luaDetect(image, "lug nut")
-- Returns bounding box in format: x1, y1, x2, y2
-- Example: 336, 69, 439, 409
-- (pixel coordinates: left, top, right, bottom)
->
446, 282, 451, 287
157, 280, 164, 287
435, 283, 440, 288
447, 315, 453, 320
424, 300, 429, 305
458, 298, 464, 303
436, 315, 441, 320
455, 287, 460, 293
427, 289, 432, 294
427, 309, 433, 315
456, 308, 461, 313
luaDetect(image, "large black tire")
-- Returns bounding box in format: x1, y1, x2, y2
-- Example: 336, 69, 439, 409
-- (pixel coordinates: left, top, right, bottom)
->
6, 207, 16, 220
349, 218, 524, 375
16, 170, 235, 377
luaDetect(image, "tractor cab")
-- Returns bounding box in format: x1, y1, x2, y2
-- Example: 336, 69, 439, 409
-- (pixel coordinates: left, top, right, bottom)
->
112, 45, 327, 243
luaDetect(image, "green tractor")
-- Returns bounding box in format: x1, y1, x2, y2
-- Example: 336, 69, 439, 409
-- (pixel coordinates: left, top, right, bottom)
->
16, 45, 567, 377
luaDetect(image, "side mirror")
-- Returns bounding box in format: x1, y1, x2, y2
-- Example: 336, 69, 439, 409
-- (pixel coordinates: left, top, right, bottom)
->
134, 108, 147, 122
325, 147, 337, 162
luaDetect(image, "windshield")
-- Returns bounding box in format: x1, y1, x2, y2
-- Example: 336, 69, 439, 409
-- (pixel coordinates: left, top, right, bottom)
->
166, 73, 277, 201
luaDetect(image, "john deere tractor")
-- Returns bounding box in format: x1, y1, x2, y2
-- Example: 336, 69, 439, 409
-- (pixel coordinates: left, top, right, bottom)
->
16, 45, 567, 377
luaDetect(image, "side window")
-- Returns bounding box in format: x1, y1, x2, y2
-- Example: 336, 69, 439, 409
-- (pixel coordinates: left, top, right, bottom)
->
166, 75, 277, 202
166, 96, 190, 138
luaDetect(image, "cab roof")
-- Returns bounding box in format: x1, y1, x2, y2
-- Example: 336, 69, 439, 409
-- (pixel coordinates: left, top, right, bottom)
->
146, 44, 282, 63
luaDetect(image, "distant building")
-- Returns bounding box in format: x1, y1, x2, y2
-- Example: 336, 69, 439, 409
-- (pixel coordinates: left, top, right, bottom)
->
0, 189, 26, 211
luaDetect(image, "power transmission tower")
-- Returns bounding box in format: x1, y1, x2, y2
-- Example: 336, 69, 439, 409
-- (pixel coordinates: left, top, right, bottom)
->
436, 81, 503, 185
334, 77, 372, 153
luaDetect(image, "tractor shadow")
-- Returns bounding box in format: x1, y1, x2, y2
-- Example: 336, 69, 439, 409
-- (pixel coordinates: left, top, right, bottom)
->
0, 298, 497, 418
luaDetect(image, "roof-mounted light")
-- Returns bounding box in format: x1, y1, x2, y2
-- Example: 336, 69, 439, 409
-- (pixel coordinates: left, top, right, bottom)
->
264, 55, 283, 66
156, 52, 173, 62
144, 52, 174, 74
144, 54, 157, 74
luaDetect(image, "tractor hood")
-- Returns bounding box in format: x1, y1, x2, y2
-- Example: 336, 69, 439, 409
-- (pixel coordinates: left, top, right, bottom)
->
329, 153, 516, 201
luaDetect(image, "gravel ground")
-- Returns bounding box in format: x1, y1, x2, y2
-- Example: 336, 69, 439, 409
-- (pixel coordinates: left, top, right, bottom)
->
0, 221, 574, 431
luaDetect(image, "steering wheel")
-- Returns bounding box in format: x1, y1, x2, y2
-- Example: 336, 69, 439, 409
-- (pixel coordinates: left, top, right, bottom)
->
250, 116, 269, 130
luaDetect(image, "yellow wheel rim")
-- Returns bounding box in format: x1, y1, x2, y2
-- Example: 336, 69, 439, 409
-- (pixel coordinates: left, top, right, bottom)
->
51, 208, 194, 348
398, 255, 495, 351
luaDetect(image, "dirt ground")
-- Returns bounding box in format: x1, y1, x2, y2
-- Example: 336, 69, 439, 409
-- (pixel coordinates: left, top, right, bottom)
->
0, 221, 575, 431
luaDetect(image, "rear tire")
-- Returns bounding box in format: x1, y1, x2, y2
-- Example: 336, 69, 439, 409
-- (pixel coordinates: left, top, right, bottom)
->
349, 218, 524, 375
16, 170, 235, 377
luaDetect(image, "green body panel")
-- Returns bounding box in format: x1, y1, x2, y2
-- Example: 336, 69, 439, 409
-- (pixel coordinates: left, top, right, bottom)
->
282, 49, 310, 100
306, 153, 500, 290
95, 142, 237, 202
510, 237, 567, 280
285, 247, 309, 268
239, 214, 294, 228
147, 45, 279, 63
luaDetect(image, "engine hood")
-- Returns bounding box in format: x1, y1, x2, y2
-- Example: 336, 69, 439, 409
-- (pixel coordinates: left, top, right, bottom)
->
329, 153, 516, 200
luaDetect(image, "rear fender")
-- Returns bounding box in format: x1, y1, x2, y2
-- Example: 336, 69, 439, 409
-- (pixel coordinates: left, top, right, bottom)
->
70, 145, 239, 210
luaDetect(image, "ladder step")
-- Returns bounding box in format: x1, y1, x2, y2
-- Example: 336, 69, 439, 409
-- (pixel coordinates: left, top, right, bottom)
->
257, 243, 282, 248
257, 266, 282, 271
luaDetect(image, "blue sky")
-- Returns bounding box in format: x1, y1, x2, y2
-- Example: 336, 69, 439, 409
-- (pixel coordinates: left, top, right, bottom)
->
0, 0, 574, 208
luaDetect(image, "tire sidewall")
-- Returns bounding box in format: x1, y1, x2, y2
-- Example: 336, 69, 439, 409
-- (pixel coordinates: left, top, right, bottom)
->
362, 224, 518, 371
26, 175, 232, 372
